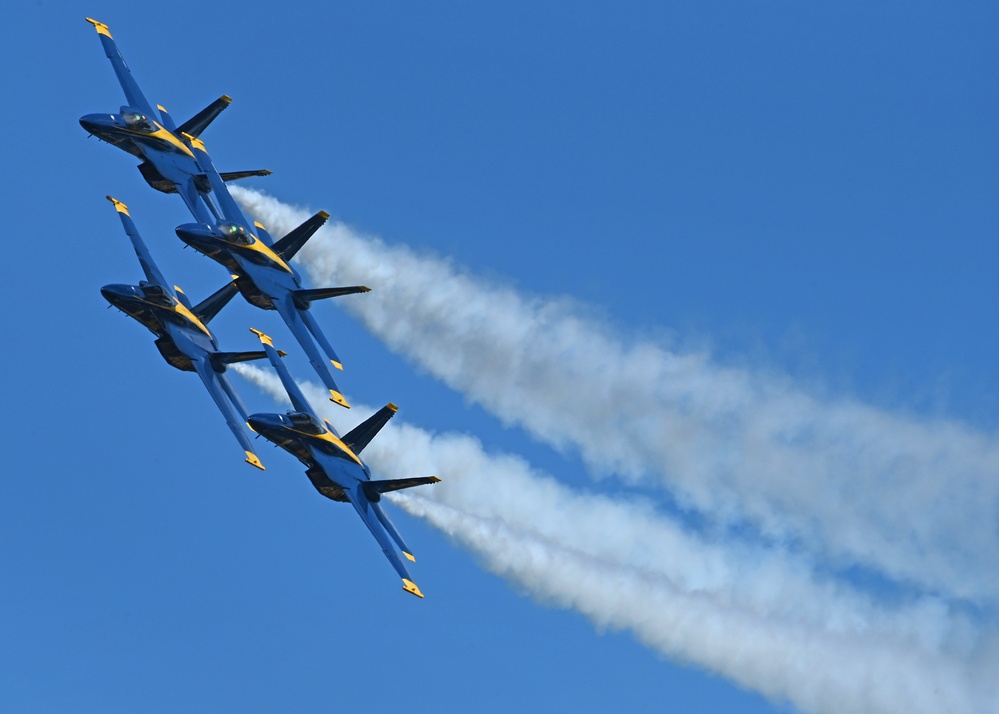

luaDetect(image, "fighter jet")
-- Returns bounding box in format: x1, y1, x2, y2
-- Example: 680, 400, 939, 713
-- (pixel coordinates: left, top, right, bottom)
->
101, 196, 269, 470
80, 18, 270, 223
246, 328, 440, 598
175, 136, 368, 409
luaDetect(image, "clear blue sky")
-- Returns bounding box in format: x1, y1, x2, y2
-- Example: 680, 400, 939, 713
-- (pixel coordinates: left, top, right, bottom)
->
2, 2, 996, 712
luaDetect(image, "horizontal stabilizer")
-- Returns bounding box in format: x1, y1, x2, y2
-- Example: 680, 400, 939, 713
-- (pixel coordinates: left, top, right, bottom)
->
176, 95, 231, 139
343, 403, 398, 454
292, 285, 371, 310
192, 280, 238, 325
210, 350, 271, 372
220, 169, 272, 183
272, 210, 329, 261
362, 476, 441, 500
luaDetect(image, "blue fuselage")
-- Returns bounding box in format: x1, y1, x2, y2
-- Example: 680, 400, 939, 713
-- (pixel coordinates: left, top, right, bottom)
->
246, 414, 367, 498
101, 283, 217, 371
80, 113, 207, 194
175, 223, 302, 309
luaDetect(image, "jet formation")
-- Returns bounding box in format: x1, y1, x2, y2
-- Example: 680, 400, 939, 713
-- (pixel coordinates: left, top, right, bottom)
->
83, 18, 439, 597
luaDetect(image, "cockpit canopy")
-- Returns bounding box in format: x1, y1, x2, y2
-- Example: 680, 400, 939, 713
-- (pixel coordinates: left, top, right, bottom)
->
120, 107, 155, 132
140, 283, 174, 306
287, 411, 325, 435
219, 222, 254, 245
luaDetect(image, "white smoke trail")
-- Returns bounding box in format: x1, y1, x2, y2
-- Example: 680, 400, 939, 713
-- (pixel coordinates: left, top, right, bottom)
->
233, 362, 996, 714
232, 187, 999, 604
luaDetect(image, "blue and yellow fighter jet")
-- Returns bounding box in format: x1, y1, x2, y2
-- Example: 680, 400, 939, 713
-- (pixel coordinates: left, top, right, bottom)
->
246, 328, 440, 597
101, 196, 269, 470
80, 18, 270, 223
175, 137, 369, 409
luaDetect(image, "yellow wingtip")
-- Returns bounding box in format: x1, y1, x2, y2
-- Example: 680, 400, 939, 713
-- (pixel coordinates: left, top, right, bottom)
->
331, 359, 344, 371
329, 390, 351, 409
221, 95, 233, 105
386, 403, 399, 413
245, 452, 265, 471
106, 195, 129, 215
403, 551, 416, 563
86, 18, 112, 38
318, 210, 331, 220
249, 327, 273, 347
402, 579, 424, 598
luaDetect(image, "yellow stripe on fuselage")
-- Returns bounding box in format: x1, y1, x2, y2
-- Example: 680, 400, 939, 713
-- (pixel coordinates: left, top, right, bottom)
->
291, 427, 363, 466
166, 299, 211, 338
120, 124, 196, 158
138, 294, 211, 337
182, 132, 207, 153
230, 237, 293, 273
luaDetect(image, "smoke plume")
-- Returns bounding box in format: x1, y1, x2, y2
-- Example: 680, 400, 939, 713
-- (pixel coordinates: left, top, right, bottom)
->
232, 186, 999, 604
234, 362, 997, 714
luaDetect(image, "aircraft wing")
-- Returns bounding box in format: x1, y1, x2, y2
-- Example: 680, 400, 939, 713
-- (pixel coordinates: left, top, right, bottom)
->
249, 329, 321, 421
183, 137, 256, 227
339, 477, 423, 598
106, 196, 169, 289
174, 176, 215, 224
274, 299, 350, 408
190, 354, 264, 470
85, 18, 158, 120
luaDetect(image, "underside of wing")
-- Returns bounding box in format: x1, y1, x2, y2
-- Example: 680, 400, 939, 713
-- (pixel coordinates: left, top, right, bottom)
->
191, 356, 264, 470
86, 18, 158, 120
342, 483, 424, 598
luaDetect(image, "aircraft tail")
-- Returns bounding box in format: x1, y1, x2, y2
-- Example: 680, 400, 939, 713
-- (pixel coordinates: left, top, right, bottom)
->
176, 95, 232, 138
272, 210, 329, 260
292, 285, 371, 310
343, 403, 398, 453
192, 281, 239, 325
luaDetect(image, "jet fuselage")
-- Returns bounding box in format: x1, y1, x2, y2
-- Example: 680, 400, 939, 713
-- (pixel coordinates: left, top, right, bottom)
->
101, 282, 218, 371
80, 111, 209, 193
175, 222, 301, 309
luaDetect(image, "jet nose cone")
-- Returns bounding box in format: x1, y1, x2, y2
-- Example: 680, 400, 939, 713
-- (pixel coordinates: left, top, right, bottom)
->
100, 283, 132, 305
246, 414, 272, 437
79, 113, 112, 135
175, 222, 215, 248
